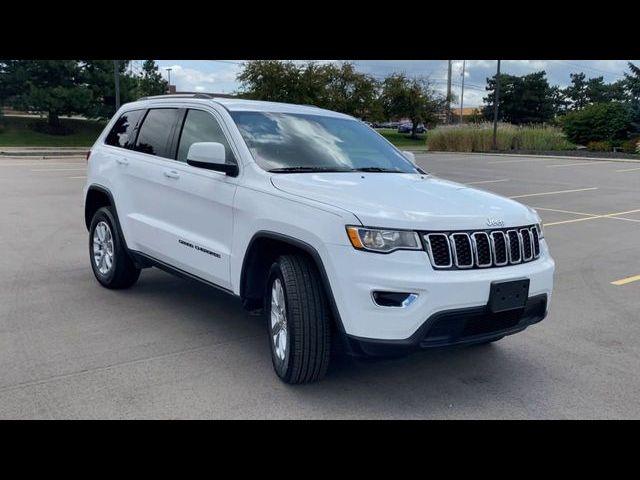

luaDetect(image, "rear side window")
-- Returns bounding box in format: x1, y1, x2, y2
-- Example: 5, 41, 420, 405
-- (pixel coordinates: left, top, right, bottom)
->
104, 109, 145, 148
176, 109, 236, 164
134, 108, 180, 158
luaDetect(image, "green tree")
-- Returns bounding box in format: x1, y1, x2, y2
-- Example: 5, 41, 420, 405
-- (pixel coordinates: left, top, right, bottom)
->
380, 74, 445, 137
4, 60, 93, 128
319, 63, 379, 119
560, 102, 630, 145
80, 60, 137, 119
138, 60, 169, 97
624, 62, 640, 101
237, 60, 303, 103
483, 71, 555, 124
563, 72, 588, 110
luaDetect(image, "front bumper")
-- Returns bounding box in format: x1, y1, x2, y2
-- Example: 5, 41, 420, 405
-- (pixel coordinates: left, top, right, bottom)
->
346, 294, 547, 356
323, 241, 555, 342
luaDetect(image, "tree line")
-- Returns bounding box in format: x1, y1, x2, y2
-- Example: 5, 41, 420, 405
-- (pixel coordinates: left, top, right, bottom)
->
0, 60, 167, 132
236, 60, 446, 138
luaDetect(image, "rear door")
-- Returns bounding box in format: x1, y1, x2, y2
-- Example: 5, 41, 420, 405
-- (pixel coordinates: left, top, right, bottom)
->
123, 105, 239, 290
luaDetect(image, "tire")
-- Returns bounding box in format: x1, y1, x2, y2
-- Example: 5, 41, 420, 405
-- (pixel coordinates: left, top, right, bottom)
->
265, 254, 331, 384
89, 206, 140, 289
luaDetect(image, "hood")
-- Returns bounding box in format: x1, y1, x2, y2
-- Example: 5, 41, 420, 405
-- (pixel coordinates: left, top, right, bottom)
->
271, 173, 538, 230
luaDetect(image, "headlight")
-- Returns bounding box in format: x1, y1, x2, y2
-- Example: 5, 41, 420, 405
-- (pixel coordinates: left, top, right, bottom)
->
346, 226, 421, 253
536, 222, 544, 239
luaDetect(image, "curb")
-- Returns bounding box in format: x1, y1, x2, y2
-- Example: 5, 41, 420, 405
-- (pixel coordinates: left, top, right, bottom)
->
0, 150, 88, 157
419, 151, 640, 164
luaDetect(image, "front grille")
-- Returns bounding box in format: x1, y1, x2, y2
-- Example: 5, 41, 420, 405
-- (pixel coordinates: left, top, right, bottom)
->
422, 225, 541, 270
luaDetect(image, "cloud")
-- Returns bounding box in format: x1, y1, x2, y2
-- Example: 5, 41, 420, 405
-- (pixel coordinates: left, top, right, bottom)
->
161, 62, 241, 93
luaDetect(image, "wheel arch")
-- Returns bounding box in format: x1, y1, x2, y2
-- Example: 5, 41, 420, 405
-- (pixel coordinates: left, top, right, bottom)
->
240, 231, 345, 333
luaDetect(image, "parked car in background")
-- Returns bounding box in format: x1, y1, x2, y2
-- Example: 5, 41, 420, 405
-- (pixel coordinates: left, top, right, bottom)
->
398, 123, 427, 134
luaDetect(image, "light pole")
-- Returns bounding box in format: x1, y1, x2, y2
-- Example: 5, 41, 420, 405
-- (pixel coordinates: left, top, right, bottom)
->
113, 60, 120, 110
459, 60, 466, 125
165, 67, 172, 92
492, 60, 501, 151
446, 60, 452, 124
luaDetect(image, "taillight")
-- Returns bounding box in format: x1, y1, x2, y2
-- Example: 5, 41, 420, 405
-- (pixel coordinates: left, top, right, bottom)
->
86, 150, 92, 162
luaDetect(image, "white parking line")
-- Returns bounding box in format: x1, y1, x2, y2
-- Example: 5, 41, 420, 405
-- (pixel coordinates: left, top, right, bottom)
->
509, 187, 598, 199
466, 178, 510, 185
31, 168, 86, 172
616, 166, 640, 173
68, 176, 86, 179
487, 158, 559, 164
547, 161, 613, 168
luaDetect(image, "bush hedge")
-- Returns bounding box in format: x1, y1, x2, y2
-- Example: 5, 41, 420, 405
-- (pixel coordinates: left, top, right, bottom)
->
427, 123, 574, 152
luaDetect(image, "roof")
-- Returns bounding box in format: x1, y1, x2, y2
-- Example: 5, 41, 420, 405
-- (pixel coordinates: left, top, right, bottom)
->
130, 94, 353, 119
213, 98, 353, 119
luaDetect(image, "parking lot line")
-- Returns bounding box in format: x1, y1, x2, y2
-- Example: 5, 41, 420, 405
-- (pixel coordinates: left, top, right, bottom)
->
466, 178, 510, 185
509, 187, 598, 199
616, 166, 640, 173
68, 176, 86, 179
547, 161, 614, 168
611, 274, 640, 286
544, 208, 640, 227
31, 168, 86, 172
488, 158, 559, 164
532, 206, 597, 217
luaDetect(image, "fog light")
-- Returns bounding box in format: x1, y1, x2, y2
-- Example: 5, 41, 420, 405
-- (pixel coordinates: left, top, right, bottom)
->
372, 291, 418, 307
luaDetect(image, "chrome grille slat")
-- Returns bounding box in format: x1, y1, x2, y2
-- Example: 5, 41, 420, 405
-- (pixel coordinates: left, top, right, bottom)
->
422, 226, 540, 270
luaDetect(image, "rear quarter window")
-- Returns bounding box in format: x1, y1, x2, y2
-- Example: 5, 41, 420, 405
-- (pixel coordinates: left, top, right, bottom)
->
104, 110, 145, 148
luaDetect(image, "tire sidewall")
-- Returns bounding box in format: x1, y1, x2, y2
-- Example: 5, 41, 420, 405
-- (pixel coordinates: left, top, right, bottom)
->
265, 263, 291, 380
89, 207, 122, 286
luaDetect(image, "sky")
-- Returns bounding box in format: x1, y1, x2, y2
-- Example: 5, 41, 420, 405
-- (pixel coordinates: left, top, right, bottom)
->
151, 60, 639, 108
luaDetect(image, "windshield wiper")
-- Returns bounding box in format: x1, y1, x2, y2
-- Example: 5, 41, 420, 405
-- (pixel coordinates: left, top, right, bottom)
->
351, 167, 402, 173
268, 166, 352, 173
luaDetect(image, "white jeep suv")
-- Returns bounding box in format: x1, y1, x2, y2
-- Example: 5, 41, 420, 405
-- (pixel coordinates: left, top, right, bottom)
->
84, 94, 555, 383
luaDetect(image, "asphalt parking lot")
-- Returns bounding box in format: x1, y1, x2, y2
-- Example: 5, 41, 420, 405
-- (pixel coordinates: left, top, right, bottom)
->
1, 151, 639, 419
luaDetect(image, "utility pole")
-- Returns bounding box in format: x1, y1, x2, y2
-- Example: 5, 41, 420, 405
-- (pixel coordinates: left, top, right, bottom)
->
459, 60, 466, 125
446, 60, 452, 124
492, 60, 501, 150
113, 60, 120, 111
165, 67, 172, 93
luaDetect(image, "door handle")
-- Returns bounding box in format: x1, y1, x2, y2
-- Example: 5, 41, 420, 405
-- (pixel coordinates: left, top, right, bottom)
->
116, 158, 129, 165
164, 170, 180, 179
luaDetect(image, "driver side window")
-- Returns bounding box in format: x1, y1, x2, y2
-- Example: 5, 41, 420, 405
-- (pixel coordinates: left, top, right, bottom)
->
176, 109, 236, 164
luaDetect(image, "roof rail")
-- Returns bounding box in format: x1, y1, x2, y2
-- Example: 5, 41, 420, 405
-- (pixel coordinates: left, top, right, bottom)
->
138, 93, 214, 101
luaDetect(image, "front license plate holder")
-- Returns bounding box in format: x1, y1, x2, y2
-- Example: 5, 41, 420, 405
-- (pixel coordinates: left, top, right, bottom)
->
488, 279, 530, 313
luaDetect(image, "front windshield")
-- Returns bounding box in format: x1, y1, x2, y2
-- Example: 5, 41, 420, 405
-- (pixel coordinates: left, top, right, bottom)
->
230, 111, 418, 173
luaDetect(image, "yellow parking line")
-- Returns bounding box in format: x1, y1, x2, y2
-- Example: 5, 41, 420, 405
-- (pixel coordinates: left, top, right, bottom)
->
616, 166, 640, 173
544, 208, 640, 227
611, 275, 640, 286
510, 187, 598, 199
547, 161, 613, 168
532, 206, 597, 217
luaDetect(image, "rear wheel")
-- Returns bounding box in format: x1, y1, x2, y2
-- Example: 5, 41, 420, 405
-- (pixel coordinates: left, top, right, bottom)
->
265, 254, 331, 384
89, 206, 140, 289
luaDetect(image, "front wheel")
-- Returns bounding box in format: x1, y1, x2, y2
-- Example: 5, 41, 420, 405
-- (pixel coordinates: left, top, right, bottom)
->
265, 254, 331, 384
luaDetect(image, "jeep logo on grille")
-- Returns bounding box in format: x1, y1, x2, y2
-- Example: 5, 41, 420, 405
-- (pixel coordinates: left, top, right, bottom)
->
486, 218, 504, 227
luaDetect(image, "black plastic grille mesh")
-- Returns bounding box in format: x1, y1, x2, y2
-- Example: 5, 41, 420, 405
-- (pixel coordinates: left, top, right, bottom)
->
427, 234, 451, 266
474, 233, 491, 265
508, 230, 521, 262
492, 232, 508, 264
452, 234, 473, 266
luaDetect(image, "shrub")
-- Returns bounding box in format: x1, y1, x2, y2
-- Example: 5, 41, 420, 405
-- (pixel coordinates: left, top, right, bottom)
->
560, 102, 631, 145
426, 123, 574, 152
622, 138, 640, 154
637, 140, 640, 154
586, 141, 611, 152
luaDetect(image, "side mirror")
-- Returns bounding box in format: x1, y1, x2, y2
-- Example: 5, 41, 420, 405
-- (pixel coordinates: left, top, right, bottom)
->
402, 151, 416, 164
187, 142, 238, 176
